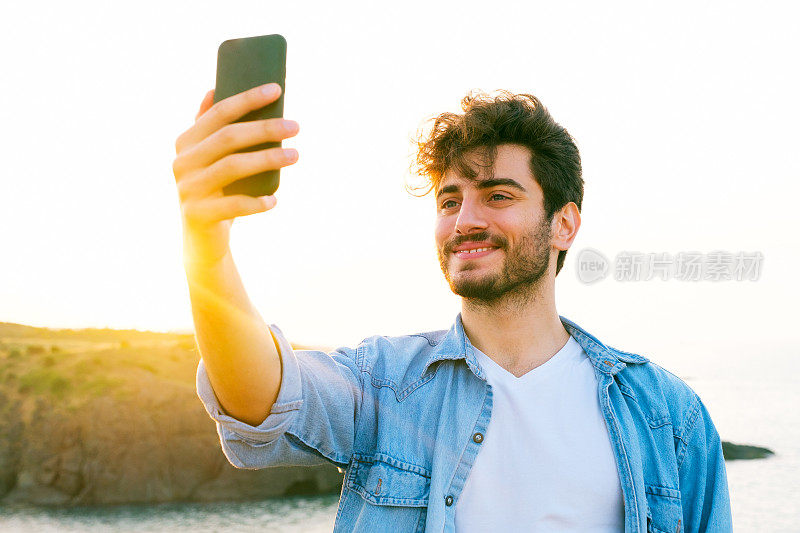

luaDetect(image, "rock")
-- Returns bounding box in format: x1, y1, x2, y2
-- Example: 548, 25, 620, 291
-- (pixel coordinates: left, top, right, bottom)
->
0, 391, 23, 498
721, 441, 774, 460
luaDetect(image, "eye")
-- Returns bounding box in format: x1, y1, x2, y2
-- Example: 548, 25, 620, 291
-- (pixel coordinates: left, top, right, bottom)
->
490, 193, 511, 201
441, 199, 458, 209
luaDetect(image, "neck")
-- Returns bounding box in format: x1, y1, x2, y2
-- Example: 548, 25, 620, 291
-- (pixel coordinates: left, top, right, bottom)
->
460, 275, 570, 376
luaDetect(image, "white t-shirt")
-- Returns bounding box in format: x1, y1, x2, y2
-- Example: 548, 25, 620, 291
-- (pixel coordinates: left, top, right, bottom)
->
454, 335, 625, 532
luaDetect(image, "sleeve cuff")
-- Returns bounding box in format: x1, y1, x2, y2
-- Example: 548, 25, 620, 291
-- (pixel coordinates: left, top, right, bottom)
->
195, 323, 304, 444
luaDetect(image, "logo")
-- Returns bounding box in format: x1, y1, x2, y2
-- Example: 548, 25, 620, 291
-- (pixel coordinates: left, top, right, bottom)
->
576, 248, 609, 284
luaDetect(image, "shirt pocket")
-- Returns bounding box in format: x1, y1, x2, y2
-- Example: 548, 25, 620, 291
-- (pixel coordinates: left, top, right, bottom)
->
346, 453, 430, 533
645, 483, 683, 533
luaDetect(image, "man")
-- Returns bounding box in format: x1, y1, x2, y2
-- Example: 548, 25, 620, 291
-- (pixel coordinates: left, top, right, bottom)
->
173, 85, 732, 532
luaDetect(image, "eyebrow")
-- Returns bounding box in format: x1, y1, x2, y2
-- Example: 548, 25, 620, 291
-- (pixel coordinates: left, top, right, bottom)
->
435, 178, 528, 200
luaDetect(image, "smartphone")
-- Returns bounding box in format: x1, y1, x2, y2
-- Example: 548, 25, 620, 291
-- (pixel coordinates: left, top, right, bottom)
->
214, 34, 287, 197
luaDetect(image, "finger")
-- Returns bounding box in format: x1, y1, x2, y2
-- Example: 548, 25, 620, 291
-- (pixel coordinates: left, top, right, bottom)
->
182, 194, 276, 225
180, 147, 298, 199
177, 118, 299, 171
178, 83, 282, 152
195, 89, 215, 121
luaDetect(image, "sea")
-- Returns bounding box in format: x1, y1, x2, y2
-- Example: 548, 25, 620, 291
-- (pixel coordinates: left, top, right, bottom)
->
0, 339, 797, 532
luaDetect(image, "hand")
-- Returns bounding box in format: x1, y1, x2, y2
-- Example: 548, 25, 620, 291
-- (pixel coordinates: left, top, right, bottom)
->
172, 83, 300, 267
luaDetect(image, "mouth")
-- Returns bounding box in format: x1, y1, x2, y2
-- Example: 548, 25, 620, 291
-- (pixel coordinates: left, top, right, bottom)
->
452, 247, 498, 260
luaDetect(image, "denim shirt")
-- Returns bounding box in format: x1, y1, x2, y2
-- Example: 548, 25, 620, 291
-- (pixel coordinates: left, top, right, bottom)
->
196, 313, 732, 533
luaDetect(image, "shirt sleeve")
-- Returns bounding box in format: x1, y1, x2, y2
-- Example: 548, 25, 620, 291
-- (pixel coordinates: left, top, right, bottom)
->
677, 393, 733, 532
195, 323, 363, 470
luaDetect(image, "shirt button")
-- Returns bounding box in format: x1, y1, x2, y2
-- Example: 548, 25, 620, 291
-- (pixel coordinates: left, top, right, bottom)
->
473, 432, 484, 443
445, 495, 454, 506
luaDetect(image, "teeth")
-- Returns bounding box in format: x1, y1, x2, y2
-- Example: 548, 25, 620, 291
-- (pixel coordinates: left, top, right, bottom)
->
457, 247, 493, 254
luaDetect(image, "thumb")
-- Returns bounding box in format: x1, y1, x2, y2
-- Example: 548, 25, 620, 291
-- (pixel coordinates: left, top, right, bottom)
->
195, 89, 215, 121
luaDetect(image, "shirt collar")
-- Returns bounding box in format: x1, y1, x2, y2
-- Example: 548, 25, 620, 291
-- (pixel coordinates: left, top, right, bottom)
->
421, 312, 648, 379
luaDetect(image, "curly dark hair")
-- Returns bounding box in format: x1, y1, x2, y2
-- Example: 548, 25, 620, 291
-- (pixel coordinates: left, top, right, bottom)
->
409, 90, 584, 275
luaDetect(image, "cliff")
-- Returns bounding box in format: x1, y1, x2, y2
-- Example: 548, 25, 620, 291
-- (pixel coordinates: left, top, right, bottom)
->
0, 323, 342, 506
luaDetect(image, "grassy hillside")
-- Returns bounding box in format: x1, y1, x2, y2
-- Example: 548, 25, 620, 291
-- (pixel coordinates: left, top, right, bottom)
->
0, 323, 198, 409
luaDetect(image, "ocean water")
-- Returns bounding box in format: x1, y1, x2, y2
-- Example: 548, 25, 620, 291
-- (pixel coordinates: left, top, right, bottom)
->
1, 340, 797, 532
0, 495, 340, 532
653, 338, 800, 532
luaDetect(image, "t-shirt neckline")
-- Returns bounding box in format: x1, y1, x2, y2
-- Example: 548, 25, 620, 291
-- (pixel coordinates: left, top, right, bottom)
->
471, 335, 582, 385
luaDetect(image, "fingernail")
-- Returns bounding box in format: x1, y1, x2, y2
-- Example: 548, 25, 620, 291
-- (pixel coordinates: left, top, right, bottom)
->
261, 83, 279, 96
284, 120, 299, 133
284, 148, 298, 161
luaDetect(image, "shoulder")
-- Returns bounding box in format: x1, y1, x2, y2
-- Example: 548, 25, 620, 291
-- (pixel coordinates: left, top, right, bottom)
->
612, 349, 702, 434
354, 328, 450, 387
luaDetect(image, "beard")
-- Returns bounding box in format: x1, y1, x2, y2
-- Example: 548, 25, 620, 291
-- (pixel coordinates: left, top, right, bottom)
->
437, 214, 552, 304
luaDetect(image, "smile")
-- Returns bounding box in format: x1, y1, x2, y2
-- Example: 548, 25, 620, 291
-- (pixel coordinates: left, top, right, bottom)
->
453, 247, 497, 259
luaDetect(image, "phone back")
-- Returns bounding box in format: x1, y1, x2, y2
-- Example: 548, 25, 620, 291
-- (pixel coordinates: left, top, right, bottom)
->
214, 34, 287, 197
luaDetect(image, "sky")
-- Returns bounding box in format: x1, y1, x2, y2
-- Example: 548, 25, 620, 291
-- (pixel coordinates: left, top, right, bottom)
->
1, 0, 798, 353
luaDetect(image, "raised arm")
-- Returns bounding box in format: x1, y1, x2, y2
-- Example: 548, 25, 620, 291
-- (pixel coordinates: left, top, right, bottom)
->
172, 83, 300, 426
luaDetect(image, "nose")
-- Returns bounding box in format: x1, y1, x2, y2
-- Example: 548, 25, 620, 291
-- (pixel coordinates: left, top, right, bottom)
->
454, 195, 489, 235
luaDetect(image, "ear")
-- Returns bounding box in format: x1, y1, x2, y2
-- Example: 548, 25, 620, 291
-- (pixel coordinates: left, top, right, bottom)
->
551, 202, 581, 252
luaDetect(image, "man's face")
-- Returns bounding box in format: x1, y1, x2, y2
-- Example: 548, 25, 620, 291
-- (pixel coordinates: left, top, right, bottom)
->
434, 143, 554, 302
